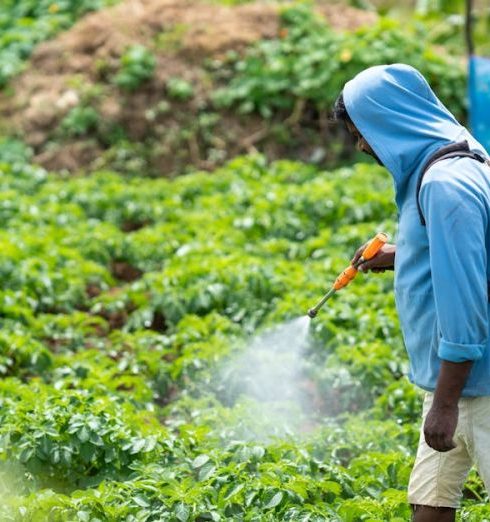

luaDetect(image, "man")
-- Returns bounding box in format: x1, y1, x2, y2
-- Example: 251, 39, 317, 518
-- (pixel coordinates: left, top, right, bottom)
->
334, 64, 490, 521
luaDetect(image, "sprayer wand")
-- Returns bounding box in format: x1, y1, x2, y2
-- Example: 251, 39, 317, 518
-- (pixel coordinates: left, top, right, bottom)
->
307, 232, 388, 318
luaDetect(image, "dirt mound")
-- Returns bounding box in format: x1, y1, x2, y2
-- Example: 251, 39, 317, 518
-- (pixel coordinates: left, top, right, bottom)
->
317, 3, 377, 31
0, 0, 376, 174
29, 0, 279, 75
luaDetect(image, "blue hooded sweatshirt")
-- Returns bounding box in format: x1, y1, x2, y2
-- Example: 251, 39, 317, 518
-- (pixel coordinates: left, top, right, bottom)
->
343, 64, 490, 396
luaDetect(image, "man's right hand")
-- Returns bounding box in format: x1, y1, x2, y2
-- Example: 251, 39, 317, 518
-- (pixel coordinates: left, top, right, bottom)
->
351, 242, 396, 273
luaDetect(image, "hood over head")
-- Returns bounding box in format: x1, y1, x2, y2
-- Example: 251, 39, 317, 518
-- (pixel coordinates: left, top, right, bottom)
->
343, 63, 486, 206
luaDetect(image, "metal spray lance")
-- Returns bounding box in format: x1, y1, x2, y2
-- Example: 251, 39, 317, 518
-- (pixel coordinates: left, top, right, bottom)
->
307, 232, 388, 319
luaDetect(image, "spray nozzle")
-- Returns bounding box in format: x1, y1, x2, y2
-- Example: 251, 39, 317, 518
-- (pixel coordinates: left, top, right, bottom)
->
307, 308, 317, 319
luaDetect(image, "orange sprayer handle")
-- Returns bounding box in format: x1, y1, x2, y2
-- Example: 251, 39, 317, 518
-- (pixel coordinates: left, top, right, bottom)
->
360, 232, 388, 261
333, 265, 358, 291
333, 232, 388, 291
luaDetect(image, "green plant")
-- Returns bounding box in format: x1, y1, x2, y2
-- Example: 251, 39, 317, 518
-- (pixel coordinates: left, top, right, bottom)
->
114, 45, 156, 91
0, 381, 164, 490
60, 106, 100, 137
0, 0, 121, 87
166, 77, 194, 101
0, 330, 52, 377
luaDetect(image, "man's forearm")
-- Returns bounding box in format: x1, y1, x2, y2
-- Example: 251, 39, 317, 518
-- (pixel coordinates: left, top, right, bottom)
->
433, 360, 473, 407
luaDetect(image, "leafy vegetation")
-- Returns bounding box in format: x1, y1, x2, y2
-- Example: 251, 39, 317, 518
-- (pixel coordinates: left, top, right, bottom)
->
167, 77, 195, 101
114, 45, 157, 91
61, 106, 100, 137
0, 0, 120, 87
0, 150, 487, 519
214, 6, 466, 121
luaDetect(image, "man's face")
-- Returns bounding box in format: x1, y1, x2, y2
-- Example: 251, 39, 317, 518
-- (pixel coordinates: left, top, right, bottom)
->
346, 121, 383, 166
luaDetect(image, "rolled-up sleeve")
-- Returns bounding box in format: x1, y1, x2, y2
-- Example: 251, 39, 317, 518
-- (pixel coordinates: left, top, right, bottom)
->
420, 170, 488, 362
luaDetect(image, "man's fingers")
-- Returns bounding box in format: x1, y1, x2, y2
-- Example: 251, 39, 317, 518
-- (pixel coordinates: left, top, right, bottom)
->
424, 429, 434, 449
425, 433, 441, 451
440, 434, 456, 452
442, 442, 457, 452
351, 242, 368, 265
358, 257, 394, 273
433, 440, 456, 452
434, 434, 449, 452
424, 430, 456, 452
358, 259, 379, 272
358, 262, 369, 273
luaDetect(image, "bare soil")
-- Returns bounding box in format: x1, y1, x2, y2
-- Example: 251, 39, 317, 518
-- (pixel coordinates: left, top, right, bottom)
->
0, 0, 376, 174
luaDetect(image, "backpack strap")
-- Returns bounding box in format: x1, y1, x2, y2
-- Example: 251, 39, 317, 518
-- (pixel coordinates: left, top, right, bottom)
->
416, 140, 490, 226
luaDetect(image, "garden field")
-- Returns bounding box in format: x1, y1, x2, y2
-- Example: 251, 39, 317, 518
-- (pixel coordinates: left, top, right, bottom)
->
1, 0, 490, 520
0, 147, 488, 520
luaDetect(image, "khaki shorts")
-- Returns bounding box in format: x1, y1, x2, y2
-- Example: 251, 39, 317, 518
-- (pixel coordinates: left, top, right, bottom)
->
408, 392, 490, 508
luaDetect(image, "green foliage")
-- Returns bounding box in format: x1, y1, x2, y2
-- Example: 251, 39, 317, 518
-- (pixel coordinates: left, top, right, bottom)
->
0, 149, 484, 519
166, 77, 195, 101
460, 504, 490, 522
0, 0, 120, 87
0, 381, 165, 490
214, 5, 466, 120
338, 489, 410, 521
416, 0, 463, 15
0, 138, 34, 164
414, 0, 490, 56
60, 106, 100, 137
114, 45, 157, 91
0, 330, 52, 378
374, 378, 423, 424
